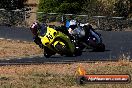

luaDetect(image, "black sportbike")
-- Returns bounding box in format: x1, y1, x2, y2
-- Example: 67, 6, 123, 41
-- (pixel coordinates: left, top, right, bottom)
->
70, 23, 105, 52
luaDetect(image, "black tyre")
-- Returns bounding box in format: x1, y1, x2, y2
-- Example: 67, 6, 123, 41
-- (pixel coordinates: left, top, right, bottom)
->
44, 53, 52, 58
74, 47, 82, 56
74, 51, 82, 56
94, 43, 105, 52
54, 38, 74, 56
55, 43, 74, 57
66, 54, 74, 57
44, 47, 55, 58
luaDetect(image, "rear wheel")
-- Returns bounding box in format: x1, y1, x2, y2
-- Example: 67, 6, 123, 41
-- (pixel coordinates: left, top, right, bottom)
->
55, 42, 74, 56
54, 38, 74, 56
74, 47, 82, 56
94, 43, 105, 52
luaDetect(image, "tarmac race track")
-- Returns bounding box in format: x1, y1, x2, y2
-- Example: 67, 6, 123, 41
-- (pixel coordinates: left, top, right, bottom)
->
0, 26, 132, 64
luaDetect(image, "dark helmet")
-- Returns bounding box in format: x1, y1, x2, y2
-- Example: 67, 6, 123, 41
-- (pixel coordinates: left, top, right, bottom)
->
30, 22, 40, 36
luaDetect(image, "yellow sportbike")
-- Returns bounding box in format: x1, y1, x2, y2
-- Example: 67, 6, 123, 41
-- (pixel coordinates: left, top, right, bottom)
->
39, 26, 82, 58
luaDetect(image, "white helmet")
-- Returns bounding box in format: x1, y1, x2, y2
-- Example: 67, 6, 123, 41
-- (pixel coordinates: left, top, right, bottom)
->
69, 20, 77, 26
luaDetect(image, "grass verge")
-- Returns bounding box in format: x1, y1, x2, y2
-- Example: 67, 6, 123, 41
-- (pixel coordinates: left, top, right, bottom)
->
0, 60, 131, 88
0, 39, 43, 59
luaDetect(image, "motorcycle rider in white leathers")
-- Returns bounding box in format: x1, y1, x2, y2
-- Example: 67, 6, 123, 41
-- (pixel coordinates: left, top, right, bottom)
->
68, 20, 101, 44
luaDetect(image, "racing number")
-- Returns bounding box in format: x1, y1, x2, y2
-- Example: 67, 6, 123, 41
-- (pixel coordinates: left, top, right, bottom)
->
46, 33, 53, 41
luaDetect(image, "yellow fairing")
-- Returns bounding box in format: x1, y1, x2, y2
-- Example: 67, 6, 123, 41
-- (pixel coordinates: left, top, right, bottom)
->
53, 41, 65, 46
40, 27, 57, 45
39, 27, 75, 53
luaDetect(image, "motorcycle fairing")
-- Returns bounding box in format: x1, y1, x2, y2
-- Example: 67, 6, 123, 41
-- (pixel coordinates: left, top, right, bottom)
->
39, 27, 75, 53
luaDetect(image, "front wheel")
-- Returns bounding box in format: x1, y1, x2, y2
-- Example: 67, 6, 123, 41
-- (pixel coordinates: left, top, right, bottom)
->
44, 53, 52, 58
74, 47, 82, 56
44, 47, 55, 58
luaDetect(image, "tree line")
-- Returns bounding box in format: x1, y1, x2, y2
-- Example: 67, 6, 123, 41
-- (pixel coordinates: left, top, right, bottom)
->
0, 0, 131, 18
0, 0, 27, 10
38, 0, 132, 18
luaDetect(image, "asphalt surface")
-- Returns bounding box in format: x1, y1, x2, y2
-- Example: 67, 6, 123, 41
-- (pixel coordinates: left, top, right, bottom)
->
0, 26, 132, 63
0, 26, 33, 41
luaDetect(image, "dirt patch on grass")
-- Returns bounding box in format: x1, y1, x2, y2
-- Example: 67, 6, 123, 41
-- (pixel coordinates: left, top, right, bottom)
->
0, 39, 43, 59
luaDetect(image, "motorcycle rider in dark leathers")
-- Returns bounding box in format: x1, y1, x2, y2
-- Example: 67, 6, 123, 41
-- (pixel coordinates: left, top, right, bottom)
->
30, 22, 47, 48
